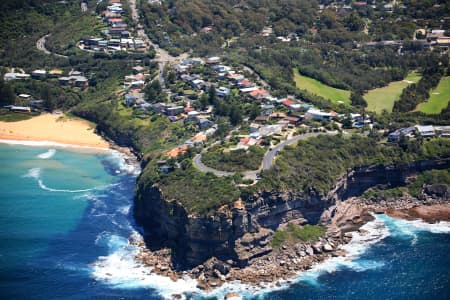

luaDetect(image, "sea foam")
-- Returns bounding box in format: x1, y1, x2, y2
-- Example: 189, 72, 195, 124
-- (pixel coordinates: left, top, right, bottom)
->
37, 149, 56, 159
0, 139, 109, 152
23, 167, 99, 193
90, 214, 450, 299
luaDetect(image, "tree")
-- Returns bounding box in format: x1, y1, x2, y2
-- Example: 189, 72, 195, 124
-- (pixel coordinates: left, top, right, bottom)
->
350, 92, 367, 107
199, 93, 209, 110
208, 85, 217, 105
0, 78, 15, 105
229, 105, 242, 126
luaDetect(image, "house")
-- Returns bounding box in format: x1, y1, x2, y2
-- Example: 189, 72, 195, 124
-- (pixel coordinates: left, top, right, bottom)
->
48, 69, 63, 77
261, 104, 274, 115
305, 109, 334, 121
415, 125, 435, 137
237, 79, 254, 88
249, 89, 270, 100
187, 110, 200, 120
284, 115, 301, 126
4, 73, 30, 81
191, 79, 205, 89
166, 106, 184, 116
18, 94, 32, 100
166, 145, 189, 157
282, 99, 302, 111
129, 80, 145, 89
250, 123, 260, 133
227, 73, 245, 82
435, 126, 450, 137
216, 87, 230, 97
239, 86, 259, 94
58, 77, 71, 85
10, 106, 31, 113
124, 94, 137, 106
427, 29, 445, 41
30, 100, 44, 108
254, 115, 270, 124
153, 103, 168, 113
32, 70, 47, 79
198, 118, 214, 130
206, 56, 221, 64
388, 126, 416, 142
73, 76, 89, 88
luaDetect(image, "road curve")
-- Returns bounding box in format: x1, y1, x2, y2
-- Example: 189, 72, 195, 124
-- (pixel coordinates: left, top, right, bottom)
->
36, 34, 68, 58
262, 132, 335, 170
127, 0, 188, 88
193, 154, 234, 177
193, 132, 336, 178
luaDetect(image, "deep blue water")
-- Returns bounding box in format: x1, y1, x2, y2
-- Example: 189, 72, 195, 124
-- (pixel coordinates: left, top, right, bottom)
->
0, 143, 449, 300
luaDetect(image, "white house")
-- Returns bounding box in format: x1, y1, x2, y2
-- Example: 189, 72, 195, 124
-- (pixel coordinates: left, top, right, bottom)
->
415, 125, 435, 137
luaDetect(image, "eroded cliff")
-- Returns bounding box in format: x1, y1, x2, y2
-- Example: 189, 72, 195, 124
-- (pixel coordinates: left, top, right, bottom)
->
134, 158, 450, 268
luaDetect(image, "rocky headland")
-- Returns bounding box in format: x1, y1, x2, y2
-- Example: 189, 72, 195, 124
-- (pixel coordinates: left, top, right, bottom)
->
131, 158, 450, 291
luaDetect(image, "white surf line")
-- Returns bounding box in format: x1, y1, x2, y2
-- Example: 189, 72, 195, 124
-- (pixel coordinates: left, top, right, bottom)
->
37, 149, 56, 159
0, 139, 111, 152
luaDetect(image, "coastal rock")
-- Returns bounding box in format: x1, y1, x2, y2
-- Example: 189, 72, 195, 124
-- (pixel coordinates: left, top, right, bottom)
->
312, 242, 323, 254
305, 246, 314, 256
323, 243, 333, 252
134, 157, 450, 269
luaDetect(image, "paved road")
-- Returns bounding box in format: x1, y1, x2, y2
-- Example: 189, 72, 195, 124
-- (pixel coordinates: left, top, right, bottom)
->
242, 65, 269, 88
262, 132, 335, 170
193, 154, 235, 177
36, 34, 68, 58
193, 132, 336, 178
127, 0, 188, 88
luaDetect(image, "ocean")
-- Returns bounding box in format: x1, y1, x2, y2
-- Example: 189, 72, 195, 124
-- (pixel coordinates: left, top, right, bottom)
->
0, 143, 449, 300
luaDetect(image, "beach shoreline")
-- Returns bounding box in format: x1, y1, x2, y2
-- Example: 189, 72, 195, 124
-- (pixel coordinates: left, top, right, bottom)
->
0, 113, 110, 150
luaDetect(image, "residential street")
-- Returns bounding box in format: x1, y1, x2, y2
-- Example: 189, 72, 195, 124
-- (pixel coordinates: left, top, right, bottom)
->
127, 0, 188, 88
193, 132, 336, 178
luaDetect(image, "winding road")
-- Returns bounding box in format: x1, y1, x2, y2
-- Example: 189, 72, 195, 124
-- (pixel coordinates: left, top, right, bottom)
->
36, 34, 68, 58
193, 132, 336, 178
127, 0, 188, 88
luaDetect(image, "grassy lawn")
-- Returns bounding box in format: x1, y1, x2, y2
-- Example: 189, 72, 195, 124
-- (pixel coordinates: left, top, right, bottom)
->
0, 109, 35, 122
415, 76, 450, 114
364, 72, 421, 113
293, 68, 351, 105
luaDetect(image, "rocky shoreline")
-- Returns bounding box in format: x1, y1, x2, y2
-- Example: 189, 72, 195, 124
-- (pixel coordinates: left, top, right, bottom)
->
129, 193, 449, 293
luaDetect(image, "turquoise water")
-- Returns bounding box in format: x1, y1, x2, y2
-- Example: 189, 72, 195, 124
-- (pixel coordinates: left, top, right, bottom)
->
0, 143, 449, 299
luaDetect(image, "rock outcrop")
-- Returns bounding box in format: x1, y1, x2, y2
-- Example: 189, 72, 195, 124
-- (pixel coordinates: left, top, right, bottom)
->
134, 158, 450, 268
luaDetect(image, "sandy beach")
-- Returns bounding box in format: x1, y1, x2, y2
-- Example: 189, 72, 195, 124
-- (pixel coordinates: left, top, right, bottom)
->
0, 114, 110, 149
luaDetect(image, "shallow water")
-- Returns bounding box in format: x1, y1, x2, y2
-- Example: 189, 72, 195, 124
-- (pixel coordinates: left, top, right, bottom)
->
0, 143, 449, 300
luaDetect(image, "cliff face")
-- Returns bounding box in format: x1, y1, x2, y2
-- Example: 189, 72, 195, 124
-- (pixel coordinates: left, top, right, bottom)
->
134, 158, 450, 267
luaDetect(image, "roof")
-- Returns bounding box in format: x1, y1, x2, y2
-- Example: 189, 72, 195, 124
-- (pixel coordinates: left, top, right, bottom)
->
284, 116, 300, 122
282, 99, 294, 106
166, 145, 189, 157
415, 125, 434, 133
192, 134, 207, 142
249, 89, 268, 98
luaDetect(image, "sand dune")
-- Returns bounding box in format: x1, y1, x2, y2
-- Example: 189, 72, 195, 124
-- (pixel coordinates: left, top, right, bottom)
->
0, 114, 109, 149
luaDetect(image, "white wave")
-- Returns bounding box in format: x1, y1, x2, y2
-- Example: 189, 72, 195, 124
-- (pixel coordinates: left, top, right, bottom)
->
90, 213, 450, 299
118, 205, 130, 216
107, 150, 141, 176
0, 139, 110, 152
37, 149, 56, 159
379, 213, 450, 235
23, 168, 99, 193
91, 232, 201, 299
